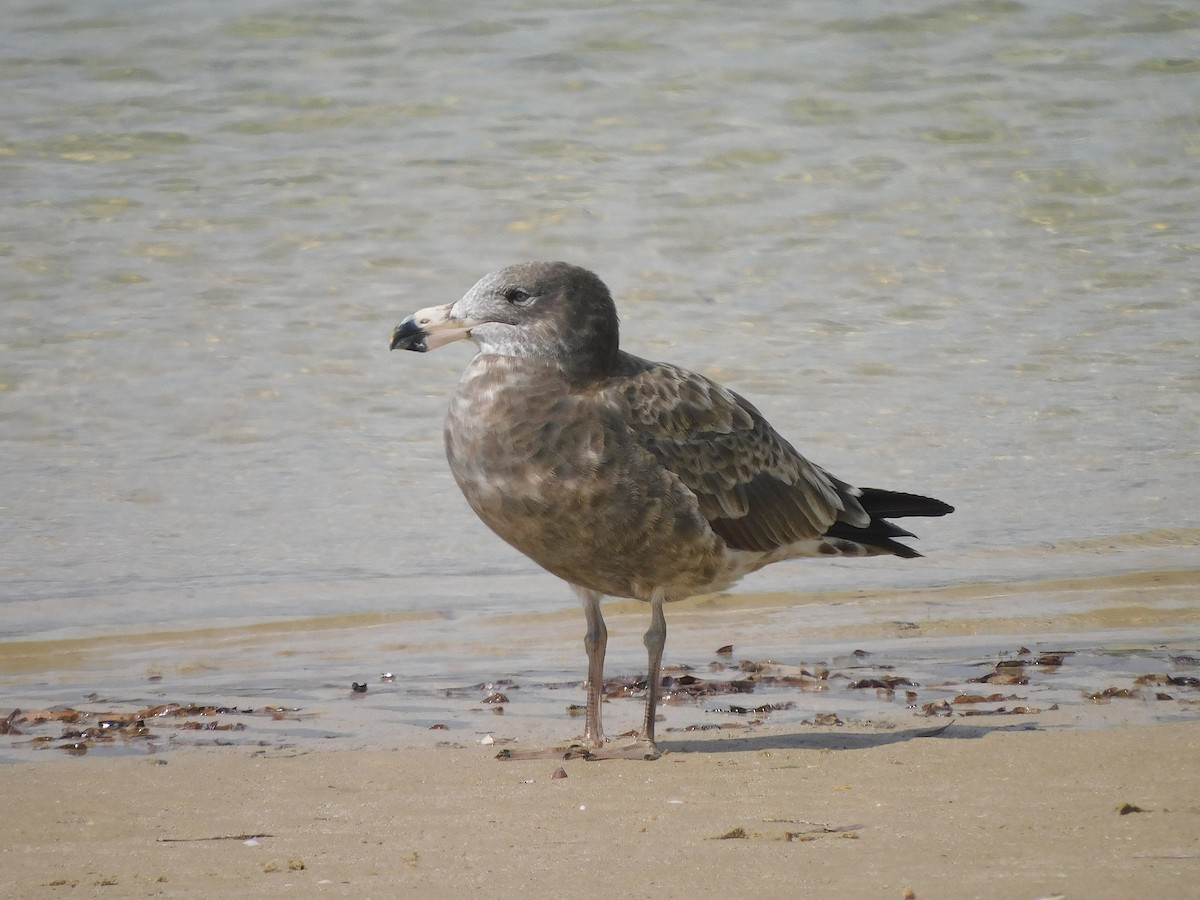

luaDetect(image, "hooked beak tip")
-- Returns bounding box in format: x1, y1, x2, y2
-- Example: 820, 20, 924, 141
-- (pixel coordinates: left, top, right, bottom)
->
390, 318, 428, 352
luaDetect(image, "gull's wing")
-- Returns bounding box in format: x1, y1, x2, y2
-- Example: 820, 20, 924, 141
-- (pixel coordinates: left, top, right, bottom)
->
601, 354, 870, 553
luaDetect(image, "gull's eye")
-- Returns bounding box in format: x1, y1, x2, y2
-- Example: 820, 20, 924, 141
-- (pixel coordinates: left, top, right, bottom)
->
503, 287, 533, 306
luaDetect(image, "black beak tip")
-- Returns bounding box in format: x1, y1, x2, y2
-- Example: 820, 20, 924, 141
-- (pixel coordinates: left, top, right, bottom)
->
390, 320, 428, 352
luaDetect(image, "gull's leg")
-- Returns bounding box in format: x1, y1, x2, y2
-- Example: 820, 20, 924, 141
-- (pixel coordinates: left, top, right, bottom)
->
496, 585, 607, 761
575, 587, 664, 761
639, 588, 667, 753
578, 586, 608, 749
496, 586, 662, 762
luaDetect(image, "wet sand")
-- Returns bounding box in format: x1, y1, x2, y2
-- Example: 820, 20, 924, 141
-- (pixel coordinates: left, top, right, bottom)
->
3, 570, 1199, 896
3, 721, 1198, 898
5, 568, 1200, 762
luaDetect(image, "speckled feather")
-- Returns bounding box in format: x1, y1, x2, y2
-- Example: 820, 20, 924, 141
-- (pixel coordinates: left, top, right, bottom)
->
426, 262, 951, 603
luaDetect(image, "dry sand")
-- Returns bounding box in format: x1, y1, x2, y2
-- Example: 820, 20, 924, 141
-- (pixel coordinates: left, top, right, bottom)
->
3, 719, 1197, 899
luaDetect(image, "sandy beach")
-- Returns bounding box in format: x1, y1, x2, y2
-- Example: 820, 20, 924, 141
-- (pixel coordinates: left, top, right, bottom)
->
4, 569, 1200, 897
2, 718, 1196, 898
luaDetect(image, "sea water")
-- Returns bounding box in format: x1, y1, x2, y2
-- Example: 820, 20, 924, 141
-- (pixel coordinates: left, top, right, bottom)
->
2, 0, 1198, 759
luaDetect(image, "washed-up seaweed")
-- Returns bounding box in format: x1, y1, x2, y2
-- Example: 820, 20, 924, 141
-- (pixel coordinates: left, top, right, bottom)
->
846, 676, 916, 690
953, 693, 1025, 704
1082, 686, 1176, 703
457, 644, 1196, 746
12, 643, 1194, 760
958, 706, 1048, 716
3, 703, 306, 756
707, 702, 796, 715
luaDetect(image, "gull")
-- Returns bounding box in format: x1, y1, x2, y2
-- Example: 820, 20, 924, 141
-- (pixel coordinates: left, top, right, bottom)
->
391, 261, 953, 759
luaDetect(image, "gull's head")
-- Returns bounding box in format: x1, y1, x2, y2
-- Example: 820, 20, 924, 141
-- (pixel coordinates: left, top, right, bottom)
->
391, 261, 620, 372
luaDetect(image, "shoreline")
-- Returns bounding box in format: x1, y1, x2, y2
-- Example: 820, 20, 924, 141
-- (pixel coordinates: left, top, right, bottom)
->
4, 570, 1199, 895
4, 568, 1199, 765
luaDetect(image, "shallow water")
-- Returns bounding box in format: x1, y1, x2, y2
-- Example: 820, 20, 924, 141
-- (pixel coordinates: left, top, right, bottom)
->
2, 1, 1199, 755
3, 569, 1198, 762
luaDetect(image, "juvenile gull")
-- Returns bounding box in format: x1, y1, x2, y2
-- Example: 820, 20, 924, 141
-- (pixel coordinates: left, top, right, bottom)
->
391, 262, 953, 760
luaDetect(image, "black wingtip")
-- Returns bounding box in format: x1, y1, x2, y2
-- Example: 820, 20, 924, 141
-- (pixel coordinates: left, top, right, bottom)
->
823, 487, 953, 558
857, 488, 954, 519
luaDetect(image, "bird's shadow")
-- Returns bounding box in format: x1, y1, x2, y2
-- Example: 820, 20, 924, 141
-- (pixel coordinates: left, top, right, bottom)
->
657, 720, 1043, 755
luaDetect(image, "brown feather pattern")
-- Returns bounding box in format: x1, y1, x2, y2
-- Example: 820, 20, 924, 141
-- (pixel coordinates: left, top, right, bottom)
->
406, 261, 952, 603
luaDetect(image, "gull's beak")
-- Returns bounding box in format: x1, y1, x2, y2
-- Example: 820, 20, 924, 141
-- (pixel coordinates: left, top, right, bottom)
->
390, 303, 477, 352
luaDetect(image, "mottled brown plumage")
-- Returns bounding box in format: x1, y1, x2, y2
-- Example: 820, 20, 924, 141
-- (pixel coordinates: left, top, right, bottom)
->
391, 261, 953, 759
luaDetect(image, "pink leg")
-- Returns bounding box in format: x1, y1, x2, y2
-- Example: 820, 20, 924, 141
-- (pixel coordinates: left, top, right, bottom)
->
496, 586, 662, 762
578, 586, 607, 749
639, 589, 666, 752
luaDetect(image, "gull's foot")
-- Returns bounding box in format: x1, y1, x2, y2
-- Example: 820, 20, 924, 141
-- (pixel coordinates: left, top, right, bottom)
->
494, 737, 661, 762
579, 737, 661, 761
494, 743, 595, 761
